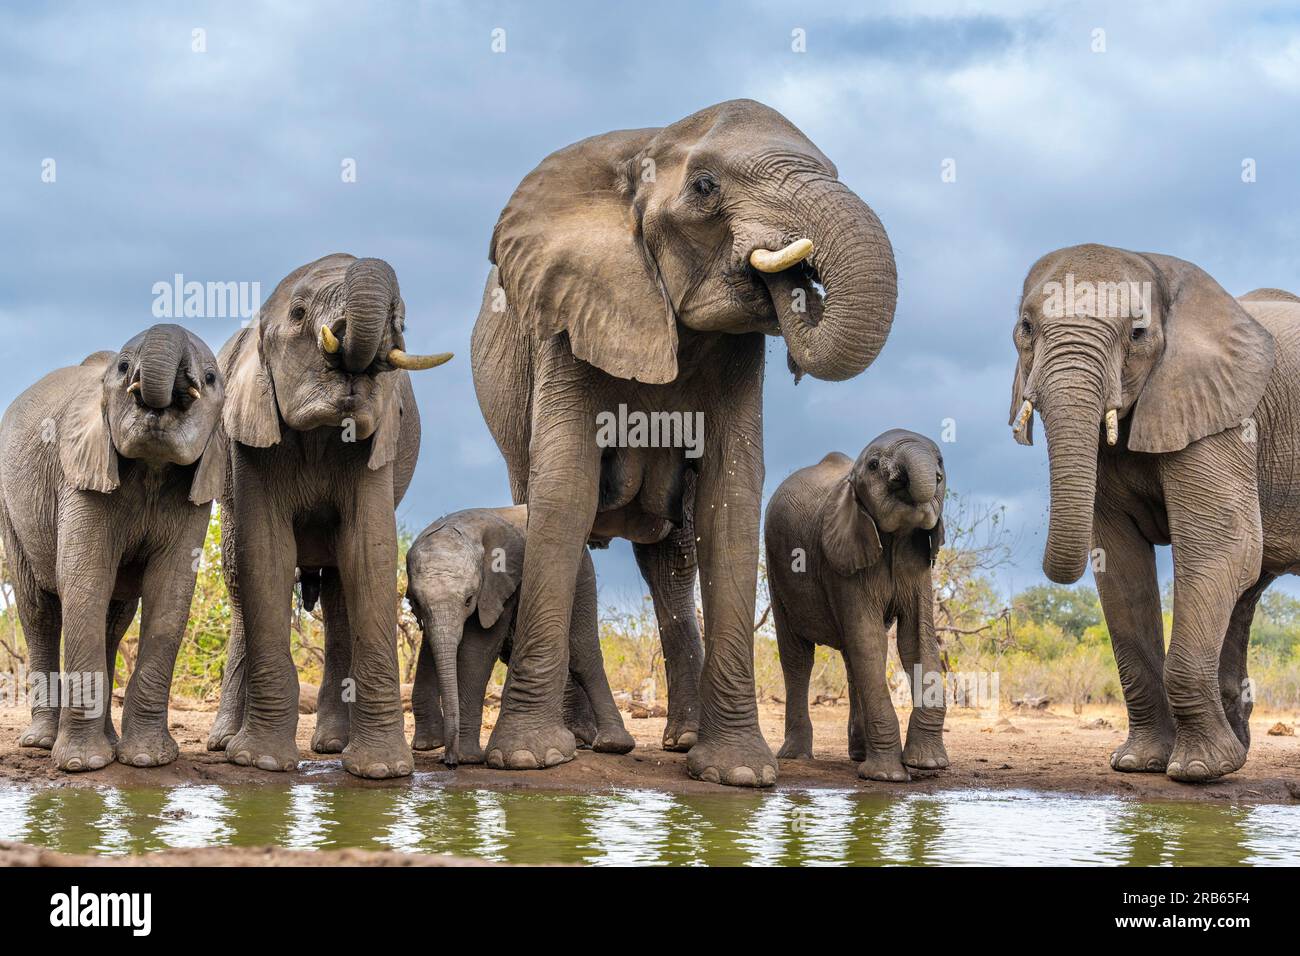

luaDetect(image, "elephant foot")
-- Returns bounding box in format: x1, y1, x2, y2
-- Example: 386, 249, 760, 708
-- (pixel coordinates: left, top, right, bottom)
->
117, 729, 179, 768
485, 721, 575, 770
104, 717, 119, 747
776, 733, 813, 760
341, 732, 413, 779
1110, 729, 1174, 773
18, 713, 58, 750
662, 713, 699, 752
1221, 693, 1252, 749
226, 728, 301, 772
902, 730, 949, 771
457, 741, 485, 765
857, 750, 911, 783
568, 719, 598, 750
52, 727, 116, 773
593, 725, 635, 755
1166, 723, 1247, 783
686, 732, 777, 788
411, 727, 445, 752
311, 717, 350, 754
205, 707, 242, 752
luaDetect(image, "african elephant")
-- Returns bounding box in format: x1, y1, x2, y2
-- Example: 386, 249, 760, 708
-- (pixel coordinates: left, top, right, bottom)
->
404, 505, 634, 765
471, 99, 898, 787
0, 324, 226, 771
205, 253, 451, 780
1009, 243, 1300, 781
764, 431, 948, 781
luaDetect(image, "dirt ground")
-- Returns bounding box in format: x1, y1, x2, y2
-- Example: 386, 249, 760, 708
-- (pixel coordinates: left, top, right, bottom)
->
1, 698, 1296, 803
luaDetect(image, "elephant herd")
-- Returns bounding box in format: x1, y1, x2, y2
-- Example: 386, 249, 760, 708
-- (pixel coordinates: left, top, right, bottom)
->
1, 99, 1296, 788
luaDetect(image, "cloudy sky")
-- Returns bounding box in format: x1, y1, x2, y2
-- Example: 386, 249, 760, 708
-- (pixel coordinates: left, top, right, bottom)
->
3, 1, 1299, 605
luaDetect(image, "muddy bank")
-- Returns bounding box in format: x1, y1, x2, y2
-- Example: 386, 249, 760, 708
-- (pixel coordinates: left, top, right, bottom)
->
1, 701, 1296, 804
0, 840, 501, 866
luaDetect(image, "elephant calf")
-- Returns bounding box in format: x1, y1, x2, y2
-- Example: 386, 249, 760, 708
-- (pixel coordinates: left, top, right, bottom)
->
405, 506, 634, 765
764, 430, 948, 782
0, 324, 226, 771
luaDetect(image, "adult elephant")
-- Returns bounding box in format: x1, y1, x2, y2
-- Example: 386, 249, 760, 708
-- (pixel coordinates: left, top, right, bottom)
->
1009, 243, 1300, 781
206, 253, 451, 779
471, 99, 898, 786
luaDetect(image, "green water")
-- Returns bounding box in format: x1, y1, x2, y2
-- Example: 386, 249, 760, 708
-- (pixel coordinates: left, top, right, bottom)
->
2, 781, 1297, 866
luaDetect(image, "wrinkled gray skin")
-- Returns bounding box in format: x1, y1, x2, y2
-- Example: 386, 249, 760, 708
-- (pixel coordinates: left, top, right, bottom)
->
765, 432, 947, 781
472, 99, 898, 787
405, 505, 634, 765
0, 324, 226, 771
206, 253, 446, 780
1011, 243, 1300, 781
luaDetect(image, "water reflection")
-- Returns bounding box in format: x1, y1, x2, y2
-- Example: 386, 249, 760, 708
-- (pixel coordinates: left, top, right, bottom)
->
1, 784, 1296, 866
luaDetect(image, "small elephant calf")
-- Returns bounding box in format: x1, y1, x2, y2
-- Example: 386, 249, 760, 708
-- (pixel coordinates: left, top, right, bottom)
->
405, 506, 634, 766
764, 430, 949, 781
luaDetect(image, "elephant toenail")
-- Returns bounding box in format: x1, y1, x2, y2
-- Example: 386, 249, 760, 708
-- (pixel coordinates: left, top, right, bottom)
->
1116, 754, 1138, 770
508, 750, 539, 769
760, 766, 777, 786
728, 767, 757, 787
697, 767, 721, 784
1187, 760, 1209, 777
132, 754, 152, 767
486, 749, 504, 768
65, 759, 83, 771
677, 731, 698, 749
254, 755, 282, 772
543, 748, 565, 767
395, 763, 410, 776
365, 764, 389, 779
231, 751, 251, 766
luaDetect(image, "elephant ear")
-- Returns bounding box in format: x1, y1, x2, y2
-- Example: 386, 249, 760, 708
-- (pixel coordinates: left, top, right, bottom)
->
188, 422, 229, 505
489, 128, 679, 385
366, 371, 403, 471
59, 354, 119, 494
222, 322, 281, 448
1008, 355, 1033, 446
819, 477, 883, 576
477, 517, 524, 629
1128, 255, 1276, 454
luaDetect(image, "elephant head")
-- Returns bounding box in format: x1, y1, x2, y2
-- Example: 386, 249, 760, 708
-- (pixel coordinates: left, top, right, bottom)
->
1009, 244, 1276, 583
405, 513, 523, 766
820, 430, 946, 576
223, 254, 451, 467
61, 323, 227, 504
489, 99, 897, 384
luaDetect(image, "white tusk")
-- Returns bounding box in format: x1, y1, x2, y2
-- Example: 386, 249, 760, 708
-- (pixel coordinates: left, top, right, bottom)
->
319, 324, 340, 354
749, 238, 814, 273
187, 386, 201, 400
388, 348, 453, 371
1012, 399, 1033, 434
1105, 408, 1119, 446
127, 381, 141, 395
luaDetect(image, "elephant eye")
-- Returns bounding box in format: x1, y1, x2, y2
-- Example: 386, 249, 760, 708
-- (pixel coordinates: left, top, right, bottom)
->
867, 459, 879, 472
692, 174, 718, 198
204, 370, 217, 386
464, 594, 474, 608
1131, 324, 1147, 341
290, 305, 307, 322
117, 360, 129, 374
1019, 316, 1033, 337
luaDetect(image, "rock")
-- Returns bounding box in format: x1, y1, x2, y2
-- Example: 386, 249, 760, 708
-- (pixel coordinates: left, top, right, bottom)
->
1266, 721, 1295, 737
1011, 696, 1050, 710
298, 683, 319, 714
629, 702, 668, 719
1080, 718, 1111, 729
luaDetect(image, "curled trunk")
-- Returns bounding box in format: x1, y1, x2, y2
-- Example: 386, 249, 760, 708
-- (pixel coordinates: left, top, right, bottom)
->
341, 258, 399, 373
900, 443, 938, 505
138, 326, 184, 409
765, 179, 898, 382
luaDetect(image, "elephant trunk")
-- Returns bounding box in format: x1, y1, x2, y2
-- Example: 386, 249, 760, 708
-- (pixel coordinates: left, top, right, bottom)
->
138, 324, 186, 409
341, 257, 399, 374
899, 442, 938, 506
763, 178, 898, 382
1039, 378, 1104, 584
428, 612, 462, 767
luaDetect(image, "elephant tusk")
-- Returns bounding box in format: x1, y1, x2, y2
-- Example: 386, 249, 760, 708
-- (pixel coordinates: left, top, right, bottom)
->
1105, 408, 1119, 446
127, 381, 141, 395
187, 386, 201, 400
1012, 399, 1033, 435
388, 348, 453, 371
749, 238, 814, 273
319, 324, 340, 354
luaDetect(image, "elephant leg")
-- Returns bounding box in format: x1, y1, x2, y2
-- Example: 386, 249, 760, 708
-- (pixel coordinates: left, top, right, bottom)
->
312, 568, 352, 754
52, 531, 115, 772
117, 549, 199, 768
455, 620, 507, 765
684, 376, 778, 788
207, 505, 246, 751
898, 589, 948, 771
846, 666, 865, 763
843, 622, 907, 782
1163, 439, 1259, 782
485, 349, 597, 771
103, 597, 139, 746
1094, 508, 1175, 773
633, 514, 703, 752
410, 635, 445, 751
567, 549, 634, 755
333, 486, 411, 780
224, 453, 301, 773
563, 678, 597, 748
13, 573, 61, 750
773, 598, 814, 760
1219, 573, 1272, 748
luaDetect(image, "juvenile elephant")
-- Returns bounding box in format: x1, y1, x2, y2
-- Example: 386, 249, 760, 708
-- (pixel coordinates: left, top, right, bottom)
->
471, 99, 898, 786
764, 431, 948, 781
0, 324, 227, 770
206, 253, 451, 780
404, 505, 634, 765
1009, 243, 1300, 781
